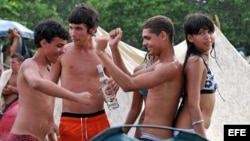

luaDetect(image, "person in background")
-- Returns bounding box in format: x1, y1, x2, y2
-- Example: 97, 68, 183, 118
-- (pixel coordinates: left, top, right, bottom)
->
7, 19, 92, 141
122, 53, 158, 139
50, 4, 118, 141
0, 53, 24, 141
1, 53, 24, 106
174, 13, 218, 139
2, 44, 11, 67
95, 15, 183, 140
7, 29, 22, 56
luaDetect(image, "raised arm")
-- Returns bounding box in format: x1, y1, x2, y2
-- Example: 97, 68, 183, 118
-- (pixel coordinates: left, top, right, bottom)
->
95, 36, 167, 92
8, 29, 20, 55
108, 28, 131, 75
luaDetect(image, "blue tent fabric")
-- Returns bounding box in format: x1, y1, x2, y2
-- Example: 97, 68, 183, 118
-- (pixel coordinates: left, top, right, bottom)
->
0, 20, 34, 39
90, 125, 209, 141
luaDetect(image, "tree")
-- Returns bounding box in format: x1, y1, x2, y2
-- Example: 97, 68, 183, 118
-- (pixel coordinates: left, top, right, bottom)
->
87, 0, 250, 55
40, 0, 87, 25
1, 0, 249, 55
0, 0, 58, 30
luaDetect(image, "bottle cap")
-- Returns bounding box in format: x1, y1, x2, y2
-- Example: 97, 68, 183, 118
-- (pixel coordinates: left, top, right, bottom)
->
97, 64, 104, 73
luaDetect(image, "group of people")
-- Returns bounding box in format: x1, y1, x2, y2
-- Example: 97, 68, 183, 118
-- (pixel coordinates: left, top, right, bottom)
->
0, 3, 218, 141
95, 12, 217, 141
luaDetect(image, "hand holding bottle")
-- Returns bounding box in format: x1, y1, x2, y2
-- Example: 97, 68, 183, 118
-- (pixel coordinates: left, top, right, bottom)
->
106, 78, 119, 96
97, 64, 119, 110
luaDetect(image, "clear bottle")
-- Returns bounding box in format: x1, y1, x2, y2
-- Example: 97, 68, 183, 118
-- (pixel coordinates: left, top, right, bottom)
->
97, 64, 119, 110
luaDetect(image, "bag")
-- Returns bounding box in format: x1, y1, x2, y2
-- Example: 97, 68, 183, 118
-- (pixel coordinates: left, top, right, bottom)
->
21, 38, 33, 59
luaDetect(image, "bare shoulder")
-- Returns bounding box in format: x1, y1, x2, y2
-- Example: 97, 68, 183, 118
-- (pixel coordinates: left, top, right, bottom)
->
163, 59, 183, 71
152, 60, 182, 81
63, 42, 74, 52
18, 59, 40, 85
20, 59, 38, 71
186, 55, 204, 70
169, 60, 183, 76
64, 42, 74, 48
187, 55, 203, 65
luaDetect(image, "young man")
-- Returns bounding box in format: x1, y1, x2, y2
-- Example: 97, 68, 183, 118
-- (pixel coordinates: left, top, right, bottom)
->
0, 53, 24, 141
0, 53, 24, 107
50, 4, 117, 141
96, 15, 183, 140
7, 19, 92, 141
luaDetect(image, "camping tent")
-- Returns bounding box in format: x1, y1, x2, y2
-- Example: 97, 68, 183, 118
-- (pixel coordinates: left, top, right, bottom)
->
54, 26, 250, 141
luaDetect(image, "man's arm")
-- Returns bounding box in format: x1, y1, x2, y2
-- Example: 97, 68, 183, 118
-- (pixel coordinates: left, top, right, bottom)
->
22, 61, 92, 104
2, 84, 18, 94
95, 36, 166, 92
9, 30, 20, 55
108, 28, 131, 75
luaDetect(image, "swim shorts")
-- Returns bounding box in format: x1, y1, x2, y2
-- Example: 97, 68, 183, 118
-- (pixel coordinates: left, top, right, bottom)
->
7, 133, 39, 141
140, 133, 164, 141
58, 110, 110, 141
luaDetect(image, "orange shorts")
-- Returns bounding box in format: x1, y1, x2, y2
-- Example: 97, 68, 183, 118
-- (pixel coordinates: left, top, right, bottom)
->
58, 110, 110, 141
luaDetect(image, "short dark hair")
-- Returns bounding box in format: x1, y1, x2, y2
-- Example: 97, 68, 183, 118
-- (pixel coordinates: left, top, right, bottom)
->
34, 19, 69, 48
68, 4, 99, 34
142, 15, 175, 44
10, 52, 24, 62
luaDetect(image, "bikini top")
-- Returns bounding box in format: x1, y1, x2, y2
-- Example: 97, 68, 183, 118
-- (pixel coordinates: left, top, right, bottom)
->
139, 58, 151, 96
139, 89, 148, 96
200, 57, 218, 94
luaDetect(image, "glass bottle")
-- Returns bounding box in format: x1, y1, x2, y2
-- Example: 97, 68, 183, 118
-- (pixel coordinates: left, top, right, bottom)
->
97, 64, 119, 110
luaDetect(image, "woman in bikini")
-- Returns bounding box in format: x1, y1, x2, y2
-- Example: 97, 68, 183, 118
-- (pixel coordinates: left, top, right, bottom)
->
174, 13, 218, 139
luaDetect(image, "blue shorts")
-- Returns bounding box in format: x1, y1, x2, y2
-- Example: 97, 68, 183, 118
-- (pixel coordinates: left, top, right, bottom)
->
140, 133, 174, 141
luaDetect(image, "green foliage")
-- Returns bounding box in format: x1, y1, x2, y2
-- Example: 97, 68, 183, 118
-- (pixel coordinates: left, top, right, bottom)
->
0, 0, 58, 30
40, 0, 87, 25
87, 0, 250, 55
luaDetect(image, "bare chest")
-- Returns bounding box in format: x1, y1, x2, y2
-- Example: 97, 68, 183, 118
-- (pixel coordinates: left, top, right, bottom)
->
61, 50, 103, 76
8, 74, 18, 86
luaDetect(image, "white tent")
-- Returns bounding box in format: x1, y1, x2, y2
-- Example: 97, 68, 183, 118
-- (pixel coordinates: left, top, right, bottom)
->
54, 26, 250, 141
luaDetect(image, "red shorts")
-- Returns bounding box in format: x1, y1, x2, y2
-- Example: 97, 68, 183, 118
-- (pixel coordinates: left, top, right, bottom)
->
7, 133, 39, 141
58, 110, 110, 141
0, 100, 18, 141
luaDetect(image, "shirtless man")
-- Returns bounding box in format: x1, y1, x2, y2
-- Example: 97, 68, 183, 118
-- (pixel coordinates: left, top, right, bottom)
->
50, 4, 117, 141
96, 15, 183, 140
7, 19, 92, 141
0, 53, 23, 141
1, 53, 23, 108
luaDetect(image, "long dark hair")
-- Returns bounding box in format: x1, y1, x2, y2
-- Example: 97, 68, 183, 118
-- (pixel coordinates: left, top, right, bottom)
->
183, 13, 216, 69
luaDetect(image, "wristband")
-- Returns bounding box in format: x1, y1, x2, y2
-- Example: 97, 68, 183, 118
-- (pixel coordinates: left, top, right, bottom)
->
192, 119, 204, 126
